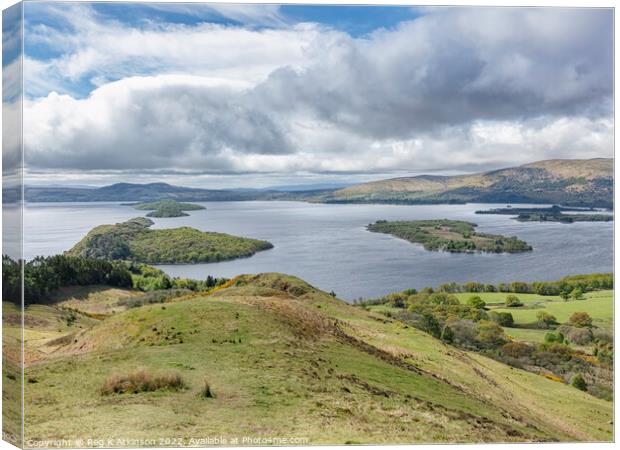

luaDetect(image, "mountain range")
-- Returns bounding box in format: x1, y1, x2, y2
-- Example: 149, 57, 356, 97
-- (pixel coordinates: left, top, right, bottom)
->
23, 158, 613, 207
324, 159, 613, 207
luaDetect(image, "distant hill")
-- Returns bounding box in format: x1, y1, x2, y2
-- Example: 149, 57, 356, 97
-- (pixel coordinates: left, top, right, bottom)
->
24, 182, 329, 202
26, 182, 247, 202
325, 158, 613, 208
24, 159, 613, 207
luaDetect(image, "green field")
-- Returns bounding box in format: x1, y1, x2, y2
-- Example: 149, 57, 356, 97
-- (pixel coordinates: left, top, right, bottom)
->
370, 289, 614, 346
4, 275, 612, 445
459, 290, 614, 331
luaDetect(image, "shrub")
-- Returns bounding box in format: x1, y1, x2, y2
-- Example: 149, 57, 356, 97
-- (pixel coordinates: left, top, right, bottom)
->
118, 289, 192, 308
489, 311, 514, 327
467, 295, 486, 309
568, 312, 593, 328
199, 380, 215, 399
566, 327, 594, 345
571, 373, 587, 391
100, 369, 185, 395
536, 311, 557, 328
476, 320, 505, 347
441, 325, 454, 344
447, 319, 478, 347
420, 313, 441, 338
546, 343, 573, 359
505, 294, 523, 307
592, 328, 613, 344
501, 341, 533, 358
544, 332, 564, 344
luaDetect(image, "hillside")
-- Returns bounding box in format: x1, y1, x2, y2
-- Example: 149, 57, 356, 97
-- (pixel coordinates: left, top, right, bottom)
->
9, 274, 612, 444
326, 158, 613, 207
65, 217, 273, 264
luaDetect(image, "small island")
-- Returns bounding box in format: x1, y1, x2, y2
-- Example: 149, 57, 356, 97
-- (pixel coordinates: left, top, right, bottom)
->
66, 217, 273, 264
476, 205, 613, 223
367, 219, 532, 253
124, 199, 206, 218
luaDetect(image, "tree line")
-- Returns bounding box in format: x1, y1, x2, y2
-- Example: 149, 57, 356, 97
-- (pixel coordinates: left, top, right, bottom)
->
2, 255, 228, 306
434, 273, 612, 296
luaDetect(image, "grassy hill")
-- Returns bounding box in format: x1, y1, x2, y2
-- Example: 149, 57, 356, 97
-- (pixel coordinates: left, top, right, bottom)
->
326, 158, 613, 207
6, 274, 612, 444
66, 217, 273, 264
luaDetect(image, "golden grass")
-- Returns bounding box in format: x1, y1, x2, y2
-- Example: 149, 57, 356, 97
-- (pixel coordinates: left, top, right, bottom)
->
100, 369, 186, 395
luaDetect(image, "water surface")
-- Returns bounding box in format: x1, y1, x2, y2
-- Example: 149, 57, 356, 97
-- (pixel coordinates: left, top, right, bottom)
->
24, 201, 613, 300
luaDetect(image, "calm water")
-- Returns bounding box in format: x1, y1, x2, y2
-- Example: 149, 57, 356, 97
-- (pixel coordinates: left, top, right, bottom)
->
23, 201, 613, 301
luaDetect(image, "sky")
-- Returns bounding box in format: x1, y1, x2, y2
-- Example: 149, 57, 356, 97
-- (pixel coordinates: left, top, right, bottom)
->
7, 2, 614, 188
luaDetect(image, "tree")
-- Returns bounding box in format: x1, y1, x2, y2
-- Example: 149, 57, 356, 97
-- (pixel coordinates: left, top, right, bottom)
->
569, 312, 592, 328
386, 293, 406, 308
441, 326, 454, 344
420, 313, 441, 338
467, 295, 486, 309
505, 294, 523, 307
509, 282, 529, 293
536, 311, 557, 328
484, 284, 497, 293
428, 292, 459, 305
571, 288, 585, 300
560, 290, 571, 301
571, 373, 587, 391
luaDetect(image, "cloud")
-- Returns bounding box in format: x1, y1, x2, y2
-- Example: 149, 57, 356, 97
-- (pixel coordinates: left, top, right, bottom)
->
23, 3, 319, 97
144, 3, 288, 27
22, 6, 613, 179
257, 7, 612, 139
24, 75, 294, 171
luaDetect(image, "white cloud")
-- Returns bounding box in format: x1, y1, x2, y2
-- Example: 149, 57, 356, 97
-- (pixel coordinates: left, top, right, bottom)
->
24, 3, 322, 97
21, 6, 613, 181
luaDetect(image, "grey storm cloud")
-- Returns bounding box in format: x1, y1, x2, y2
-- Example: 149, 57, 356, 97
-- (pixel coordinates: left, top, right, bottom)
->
22, 7, 613, 175
255, 7, 612, 139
